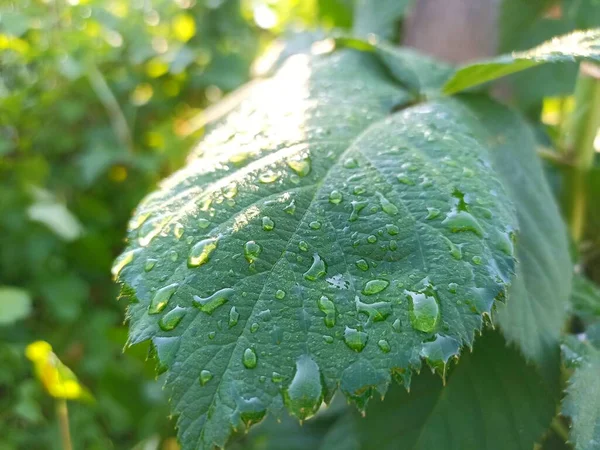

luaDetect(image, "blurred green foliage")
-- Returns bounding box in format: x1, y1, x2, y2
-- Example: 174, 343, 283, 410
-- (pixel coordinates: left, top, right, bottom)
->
0, 0, 354, 448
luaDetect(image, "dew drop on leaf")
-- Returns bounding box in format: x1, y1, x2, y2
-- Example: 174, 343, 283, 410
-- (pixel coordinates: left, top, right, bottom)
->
343, 158, 358, 169
199, 369, 213, 386
148, 283, 179, 315
283, 199, 296, 215
262, 216, 275, 231
376, 191, 398, 216
224, 183, 238, 199
362, 279, 389, 295
304, 254, 327, 281
229, 306, 239, 327
343, 326, 368, 352
386, 224, 399, 235
287, 158, 311, 177
283, 355, 323, 420
408, 291, 440, 333
272, 372, 283, 383
426, 207, 440, 219
355, 259, 369, 271
275, 289, 286, 300
244, 241, 262, 263
298, 241, 309, 252
144, 258, 157, 272
173, 223, 184, 239
193, 288, 234, 314
188, 237, 219, 267
443, 211, 484, 236
243, 348, 257, 369
259, 171, 279, 183
377, 339, 391, 353
309, 221, 321, 230
349, 200, 367, 222
367, 235, 377, 243
198, 218, 210, 229
472, 256, 482, 265
317, 295, 336, 327
159, 306, 186, 331
329, 190, 343, 204
250, 322, 259, 333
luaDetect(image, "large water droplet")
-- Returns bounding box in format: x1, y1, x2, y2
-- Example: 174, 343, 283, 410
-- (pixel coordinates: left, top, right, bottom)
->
317, 295, 336, 327
349, 201, 367, 222
259, 171, 279, 184
199, 369, 213, 385
159, 306, 186, 331
193, 288, 234, 314
188, 237, 219, 267
229, 306, 239, 327
283, 355, 323, 420
244, 241, 262, 263
355, 259, 369, 271
304, 254, 327, 281
376, 191, 398, 216
243, 347, 257, 369
442, 211, 484, 236
408, 291, 440, 333
343, 326, 368, 352
112, 249, 137, 279
362, 279, 389, 295
298, 241, 309, 252
287, 158, 311, 177
262, 216, 275, 231
355, 296, 392, 322
149, 283, 179, 315
329, 190, 343, 204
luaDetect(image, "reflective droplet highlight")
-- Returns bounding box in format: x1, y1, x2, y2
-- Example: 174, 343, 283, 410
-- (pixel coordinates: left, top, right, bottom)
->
193, 288, 234, 314
408, 291, 440, 333
304, 254, 327, 281
376, 191, 398, 216
363, 279, 389, 295
243, 348, 257, 369
283, 355, 323, 420
199, 369, 213, 385
317, 295, 336, 327
262, 216, 275, 231
188, 237, 218, 267
149, 283, 179, 315
287, 158, 311, 177
244, 241, 262, 263
159, 306, 186, 331
329, 190, 343, 204
343, 326, 368, 352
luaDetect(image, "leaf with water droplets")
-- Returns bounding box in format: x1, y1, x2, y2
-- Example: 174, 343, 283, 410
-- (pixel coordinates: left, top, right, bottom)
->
114, 47, 526, 449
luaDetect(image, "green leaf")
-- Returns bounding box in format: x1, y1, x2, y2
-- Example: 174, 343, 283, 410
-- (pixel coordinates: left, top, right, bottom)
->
498, 0, 555, 53
352, 0, 413, 41
0, 286, 31, 325
570, 273, 600, 320
115, 49, 519, 448
562, 336, 600, 450
443, 29, 600, 95
239, 332, 559, 450
456, 97, 572, 370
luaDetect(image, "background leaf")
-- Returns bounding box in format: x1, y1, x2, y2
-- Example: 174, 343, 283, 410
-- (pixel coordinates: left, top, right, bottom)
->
0, 287, 31, 325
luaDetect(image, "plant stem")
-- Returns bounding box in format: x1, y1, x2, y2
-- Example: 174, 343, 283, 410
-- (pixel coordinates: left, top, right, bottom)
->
551, 416, 570, 443
56, 399, 73, 450
563, 62, 600, 244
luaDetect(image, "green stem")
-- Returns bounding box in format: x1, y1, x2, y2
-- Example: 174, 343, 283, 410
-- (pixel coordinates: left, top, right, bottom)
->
563, 62, 600, 244
551, 416, 570, 443
56, 399, 73, 450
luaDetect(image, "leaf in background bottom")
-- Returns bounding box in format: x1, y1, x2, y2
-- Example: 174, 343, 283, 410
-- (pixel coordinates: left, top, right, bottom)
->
0, 286, 31, 325
114, 47, 521, 449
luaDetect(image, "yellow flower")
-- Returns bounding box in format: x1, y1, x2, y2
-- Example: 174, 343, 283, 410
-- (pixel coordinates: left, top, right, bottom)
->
25, 341, 93, 402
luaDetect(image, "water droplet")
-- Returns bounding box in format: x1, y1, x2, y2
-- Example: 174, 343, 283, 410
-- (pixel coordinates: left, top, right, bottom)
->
169, 250, 178, 261
224, 183, 238, 199
443, 236, 462, 260
298, 241, 309, 252
343, 158, 358, 169
378, 339, 391, 353
275, 289, 286, 300
309, 221, 321, 230
199, 369, 213, 385
495, 230, 514, 256
448, 282, 458, 293
355, 296, 391, 322
389, 240, 398, 251
376, 191, 398, 216
392, 318, 401, 332
112, 249, 137, 278
343, 326, 368, 352
244, 241, 262, 263
128, 212, 150, 231
397, 173, 414, 185
283, 355, 323, 420
173, 223, 184, 239
355, 259, 369, 271
443, 211, 484, 236
283, 199, 296, 215
144, 258, 157, 272
426, 208, 440, 220
386, 224, 399, 235
329, 190, 343, 204
198, 218, 210, 229
317, 295, 336, 327
229, 306, 239, 327
304, 254, 327, 281
420, 334, 460, 375
193, 288, 234, 314
349, 200, 367, 221
138, 216, 170, 247
287, 158, 311, 177
353, 185, 366, 195
272, 372, 283, 383
243, 348, 257, 369
159, 306, 186, 331
363, 279, 389, 295
250, 322, 259, 333
262, 216, 275, 231
259, 171, 279, 183
188, 237, 219, 267
323, 335, 334, 343
367, 235, 377, 243
408, 291, 440, 333
149, 283, 179, 315
472, 256, 482, 265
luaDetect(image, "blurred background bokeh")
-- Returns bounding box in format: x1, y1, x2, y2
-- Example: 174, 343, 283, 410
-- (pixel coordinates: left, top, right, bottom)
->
2, 0, 600, 449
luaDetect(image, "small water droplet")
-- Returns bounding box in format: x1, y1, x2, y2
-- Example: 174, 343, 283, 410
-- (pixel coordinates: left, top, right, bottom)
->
158, 306, 186, 331
259, 171, 279, 183
355, 259, 369, 271
188, 237, 219, 267
275, 289, 286, 300
349, 200, 367, 221
250, 322, 259, 333
353, 185, 366, 195
243, 348, 257, 369
343, 158, 358, 169
149, 283, 179, 315
193, 288, 235, 314
272, 372, 283, 383
283, 199, 296, 215
173, 223, 184, 239
389, 239, 398, 251
298, 240, 309, 252
472, 256, 482, 265
262, 216, 275, 231
448, 282, 458, 293
386, 224, 399, 235
229, 306, 239, 327
309, 221, 321, 230
138, 216, 170, 246
317, 295, 336, 327
144, 258, 157, 272
198, 218, 210, 229
343, 326, 368, 352
287, 158, 311, 177
323, 335, 334, 343
378, 339, 391, 353
426, 208, 440, 220
392, 318, 401, 332
376, 191, 398, 216
397, 173, 414, 185
363, 279, 389, 295
355, 296, 391, 322
283, 355, 324, 420
367, 235, 377, 243
329, 190, 343, 204
224, 183, 238, 199
304, 254, 327, 281
199, 369, 213, 385
443, 237, 462, 260
244, 241, 262, 263
169, 250, 178, 261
